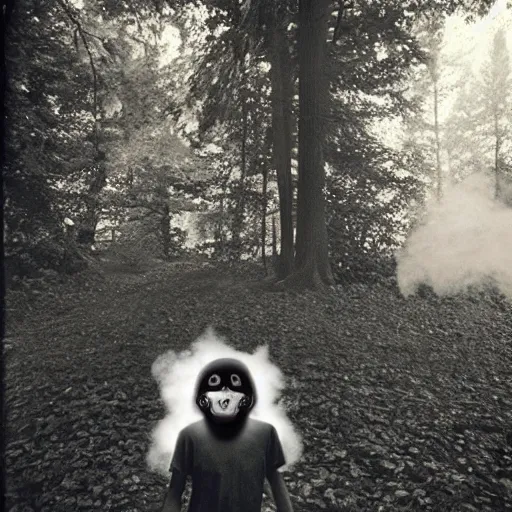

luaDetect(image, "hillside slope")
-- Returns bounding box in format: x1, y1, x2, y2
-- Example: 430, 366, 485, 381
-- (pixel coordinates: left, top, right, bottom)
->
5, 260, 512, 512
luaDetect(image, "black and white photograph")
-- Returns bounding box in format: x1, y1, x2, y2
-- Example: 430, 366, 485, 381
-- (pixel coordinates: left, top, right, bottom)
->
3, 0, 512, 511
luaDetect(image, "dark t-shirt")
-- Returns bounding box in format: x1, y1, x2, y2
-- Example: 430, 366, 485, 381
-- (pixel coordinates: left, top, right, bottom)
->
170, 418, 286, 512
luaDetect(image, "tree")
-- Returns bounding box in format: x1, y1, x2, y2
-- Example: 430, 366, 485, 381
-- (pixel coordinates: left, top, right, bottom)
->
421, 16, 445, 201
229, 45, 250, 260
111, 164, 196, 260
240, 0, 296, 277
444, 70, 489, 182
4, 0, 97, 279
105, 88, 208, 258
480, 27, 511, 199
185, 0, 296, 271
318, 0, 496, 284
442, 23, 511, 196
284, 0, 334, 288
59, 0, 195, 253
55, 0, 112, 246
4, 0, 194, 280
400, 15, 448, 201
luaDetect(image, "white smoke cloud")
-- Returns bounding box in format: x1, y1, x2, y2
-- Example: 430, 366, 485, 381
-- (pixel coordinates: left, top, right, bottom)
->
147, 327, 303, 475
396, 173, 512, 299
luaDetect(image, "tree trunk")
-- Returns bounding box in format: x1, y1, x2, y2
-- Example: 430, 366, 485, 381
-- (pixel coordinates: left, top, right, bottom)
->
446, 148, 452, 181
271, 215, 279, 272
494, 112, 500, 199
268, 9, 294, 279
77, 217, 96, 246
433, 78, 442, 201
261, 164, 268, 273
161, 202, 171, 260
282, 0, 334, 289
231, 91, 248, 259
78, 159, 107, 246
217, 180, 228, 257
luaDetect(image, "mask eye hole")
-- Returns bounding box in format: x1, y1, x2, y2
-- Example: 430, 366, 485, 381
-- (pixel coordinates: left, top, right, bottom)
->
231, 374, 242, 387
208, 374, 221, 386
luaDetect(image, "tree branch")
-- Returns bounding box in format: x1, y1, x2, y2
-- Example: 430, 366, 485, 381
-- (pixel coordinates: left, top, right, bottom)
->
58, 0, 100, 152
125, 201, 165, 216
82, 28, 106, 43
128, 0, 144, 33
332, 0, 346, 46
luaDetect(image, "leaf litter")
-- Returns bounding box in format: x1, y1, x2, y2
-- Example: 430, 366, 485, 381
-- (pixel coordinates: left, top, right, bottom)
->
5, 260, 512, 511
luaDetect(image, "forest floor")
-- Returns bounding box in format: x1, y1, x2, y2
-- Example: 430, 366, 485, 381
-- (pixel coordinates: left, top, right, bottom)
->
4, 257, 512, 512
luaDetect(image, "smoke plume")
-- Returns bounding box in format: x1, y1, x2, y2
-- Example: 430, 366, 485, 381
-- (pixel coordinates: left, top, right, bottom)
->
147, 327, 303, 475
397, 173, 512, 300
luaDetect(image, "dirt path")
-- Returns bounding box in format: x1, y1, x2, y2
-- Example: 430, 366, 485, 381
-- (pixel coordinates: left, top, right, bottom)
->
5, 261, 512, 512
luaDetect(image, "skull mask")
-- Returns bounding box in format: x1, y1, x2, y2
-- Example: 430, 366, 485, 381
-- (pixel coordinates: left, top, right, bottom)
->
195, 358, 256, 424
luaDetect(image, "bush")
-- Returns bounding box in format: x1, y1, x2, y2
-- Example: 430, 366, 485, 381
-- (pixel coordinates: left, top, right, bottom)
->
5, 233, 87, 287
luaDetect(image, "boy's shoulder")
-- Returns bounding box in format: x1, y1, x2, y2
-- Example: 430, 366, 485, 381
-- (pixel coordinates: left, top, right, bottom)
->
245, 418, 280, 441
179, 418, 207, 437
247, 417, 275, 432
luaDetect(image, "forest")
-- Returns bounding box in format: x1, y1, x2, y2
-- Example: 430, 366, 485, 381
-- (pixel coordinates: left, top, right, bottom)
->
4, 0, 511, 289
3, 1, 512, 511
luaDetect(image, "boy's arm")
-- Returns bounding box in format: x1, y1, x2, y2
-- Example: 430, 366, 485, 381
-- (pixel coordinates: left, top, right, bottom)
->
161, 469, 187, 512
268, 470, 293, 512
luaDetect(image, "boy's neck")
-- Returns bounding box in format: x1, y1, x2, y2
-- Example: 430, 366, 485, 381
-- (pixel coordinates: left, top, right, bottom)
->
204, 415, 250, 439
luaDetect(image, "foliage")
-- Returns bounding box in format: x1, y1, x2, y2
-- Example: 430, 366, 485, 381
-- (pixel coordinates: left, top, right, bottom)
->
326, 146, 424, 280
105, 220, 188, 263
323, 0, 495, 279
407, 12, 512, 198
179, 2, 275, 260
4, 0, 201, 281
177, 0, 498, 282
4, 1, 96, 281
320, 3, 429, 278
4, 0, 501, 287
444, 70, 490, 181
476, 27, 512, 196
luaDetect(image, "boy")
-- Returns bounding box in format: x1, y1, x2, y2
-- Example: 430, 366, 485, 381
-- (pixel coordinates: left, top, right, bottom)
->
161, 358, 293, 512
